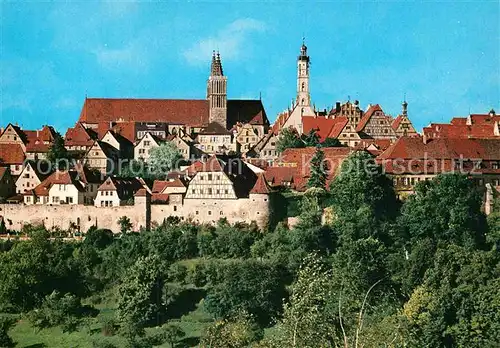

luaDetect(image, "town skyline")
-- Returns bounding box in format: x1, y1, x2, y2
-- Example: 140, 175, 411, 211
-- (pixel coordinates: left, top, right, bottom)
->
2, 1, 499, 132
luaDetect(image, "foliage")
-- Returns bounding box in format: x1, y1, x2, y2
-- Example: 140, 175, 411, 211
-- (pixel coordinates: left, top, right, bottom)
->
46, 131, 71, 170
116, 255, 166, 339
84, 227, 114, 249
147, 323, 185, 347
270, 254, 338, 347
204, 259, 287, 326
307, 146, 327, 189
399, 173, 487, 249
0, 315, 16, 348
330, 151, 399, 224
148, 142, 183, 178
117, 216, 133, 234
276, 127, 304, 153
321, 137, 342, 147
200, 311, 263, 348
403, 245, 500, 347
26, 290, 93, 332
301, 129, 320, 147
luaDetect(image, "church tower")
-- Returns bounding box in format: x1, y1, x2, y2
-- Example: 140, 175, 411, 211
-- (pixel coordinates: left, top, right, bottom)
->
207, 51, 227, 128
296, 39, 311, 107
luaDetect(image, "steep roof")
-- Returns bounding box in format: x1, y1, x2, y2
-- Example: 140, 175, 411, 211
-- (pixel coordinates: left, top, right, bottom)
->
0, 143, 25, 165
327, 117, 349, 138
423, 123, 499, 140
250, 173, 271, 194
0, 167, 8, 181
77, 98, 269, 130
356, 104, 382, 132
23, 161, 52, 181
64, 123, 97, 148
302, 116, 348, 141
24, 126, 56, 153
97, 176, 145, 199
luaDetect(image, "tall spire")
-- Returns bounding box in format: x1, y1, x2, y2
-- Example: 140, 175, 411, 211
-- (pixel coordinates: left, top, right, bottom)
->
211, 50, 224, 76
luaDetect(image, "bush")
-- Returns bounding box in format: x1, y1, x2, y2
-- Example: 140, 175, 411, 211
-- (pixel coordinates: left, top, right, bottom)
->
0, 315, 16, 348
168, 263, 188, 284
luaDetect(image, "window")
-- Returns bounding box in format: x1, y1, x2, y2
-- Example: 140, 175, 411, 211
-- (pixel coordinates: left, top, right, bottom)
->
196, 211, 199, 215
220, 211, 223, 215
192, 189, 195, 194
224, 189, 228, 194
208, 188, 213, 195
26, 196, 31, 203
53, 196, 59, 203
36, 197, 40, 203
492, 161, 499, 169
208, 211, 212, 216
208, 174, 212, 181
173, 206, 177, 212
216, 189, 220, 194
67, 197, 73, 204
101, 201, 105, 207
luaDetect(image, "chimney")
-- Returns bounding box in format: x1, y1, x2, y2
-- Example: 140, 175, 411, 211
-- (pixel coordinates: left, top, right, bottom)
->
336, 102, 341, 112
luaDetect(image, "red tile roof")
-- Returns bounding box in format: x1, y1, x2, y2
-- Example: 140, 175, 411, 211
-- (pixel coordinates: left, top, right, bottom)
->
327, 117, 349, 138
302, 116, 348, 141
451, 117, 468, 125
23, 126, 56, 153
391, 115, 403, 131
0, 144, 25, 165
152, 178, 186, 193
78, 98, 269, 130
356, 104, 382, 132
423, 122, 498, 140
265, 147, 352, 191
250, 173, 271, 194
64, 123, 97, 148
379, 136, 500, 160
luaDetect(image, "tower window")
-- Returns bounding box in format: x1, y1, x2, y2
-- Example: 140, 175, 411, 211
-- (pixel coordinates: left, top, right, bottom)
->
301, 82, 305, 91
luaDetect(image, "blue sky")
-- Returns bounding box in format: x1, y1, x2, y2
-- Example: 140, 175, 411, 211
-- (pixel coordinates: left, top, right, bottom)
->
1, 1, 499, 132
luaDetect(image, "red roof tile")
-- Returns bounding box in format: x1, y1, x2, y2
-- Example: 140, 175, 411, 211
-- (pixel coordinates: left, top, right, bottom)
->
152, 178, 186, 193
356, 104, 382, 132
0, 144, 25, 165
0, 167, 8, 181
64, 123, 96, 148
327, 117, 349, 138
302, 116, 347, 141
250, 173, 271, 194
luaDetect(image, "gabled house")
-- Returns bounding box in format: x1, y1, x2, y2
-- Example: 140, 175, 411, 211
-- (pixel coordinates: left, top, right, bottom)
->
356, 104, 397, 140
101, 130, 134, 159
151, 177, 187, 205
0, 167, 15, 201
234, 123, 260, 154
24, 164, 101, 205
247, 130, 279, 163
169, 134, 193, 160
95, 176, 147, 207
134, 132, 163, 162
195, 122, 238, 154
0, 124, 26, 150
64, 122, 98, 153
23, 125, 57, 160
15, 161, 52, 194
0, 143, 25, 176
84, 141, 120, 175
184, 155, 256, 200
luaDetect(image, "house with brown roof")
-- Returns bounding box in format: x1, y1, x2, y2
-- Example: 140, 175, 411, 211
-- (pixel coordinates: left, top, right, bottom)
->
247, 130, 280, 164
64, 122, 98, 153
84, 140, 121, 175
195, 122, 238, 154
378, 136, 500, 199
95, 176, 148, 207
356, 104, 397, 140
15, 161, 52, 194
0, 124, 56, 160
24, 164, 101, 205
0, 167, 15, 201
151, 178, 187, 205
0, 143, 25, 176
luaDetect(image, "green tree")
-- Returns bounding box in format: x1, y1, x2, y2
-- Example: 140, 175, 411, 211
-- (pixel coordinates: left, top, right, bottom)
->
330, 151, 398, 223
118, 216, 133, 234
301, 129, 320, 147
307, 146, 327, 189
0, 316, 15, 348
270, 254, 338, 347
276, 127, 304, 153
321, 137, 342, 147
117, 255, 166, 339
148, 323, 185, 348
148, 142, 182, 178
200, 311, 263, 348
27, 290, 89, 332
46, 131, 71, 169
403, 245, 500, 347
398, 173, 487, 249
204, 260, 287, 326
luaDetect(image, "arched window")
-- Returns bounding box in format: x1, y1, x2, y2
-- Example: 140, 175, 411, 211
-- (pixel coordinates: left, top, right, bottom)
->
301, 82, 305, 91
301, 98, 305, 105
